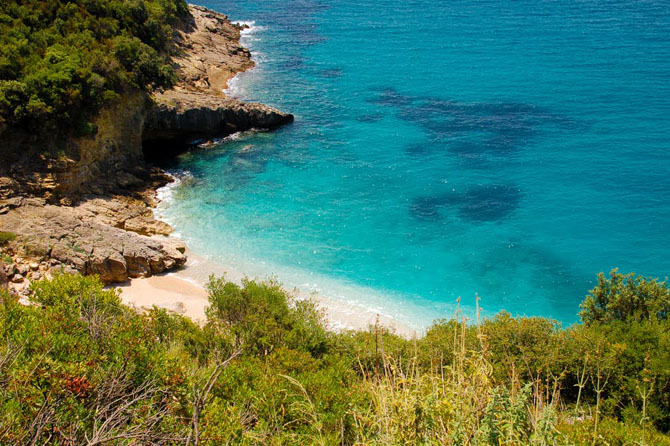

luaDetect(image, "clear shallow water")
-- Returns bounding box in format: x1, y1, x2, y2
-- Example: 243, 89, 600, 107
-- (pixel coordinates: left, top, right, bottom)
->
159, 0, 670, 329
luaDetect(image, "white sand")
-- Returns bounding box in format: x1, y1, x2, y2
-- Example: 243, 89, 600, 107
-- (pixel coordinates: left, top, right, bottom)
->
116, 274, 210, 323
117, 249, 418, 338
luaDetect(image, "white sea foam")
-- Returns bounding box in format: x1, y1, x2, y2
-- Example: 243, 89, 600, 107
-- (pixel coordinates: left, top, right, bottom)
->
153, 170, 193, 229
154, 173, 178, 206
223, 20, 266, 99
235, 20, 266, 36
153, 171, 437, 334
195, 129, 260, 148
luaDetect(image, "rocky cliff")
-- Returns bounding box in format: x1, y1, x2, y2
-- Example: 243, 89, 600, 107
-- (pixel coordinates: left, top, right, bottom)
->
0, 92, 148, 203
0, 4, 293, 291
0, 4, 292, 202
144, 91, 293, 156
142, 5, 294, 157
0, 197, 187, 284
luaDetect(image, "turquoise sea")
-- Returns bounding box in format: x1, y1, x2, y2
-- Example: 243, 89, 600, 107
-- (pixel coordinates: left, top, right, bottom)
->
158, 0, 670, 329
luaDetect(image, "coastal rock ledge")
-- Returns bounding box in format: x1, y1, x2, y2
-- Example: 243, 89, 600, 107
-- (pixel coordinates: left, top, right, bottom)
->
143, 4, 294, 156
143, 91, 294, 153
0, 196, 187, 287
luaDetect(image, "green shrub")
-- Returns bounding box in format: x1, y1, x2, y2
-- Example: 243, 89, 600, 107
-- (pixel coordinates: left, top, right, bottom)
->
205, 275, 331, 357
580, 269, 670, 324
558, 417, 670, 446
0, 231, 15, 246
1, 272, 669, 444
0, 0, 188, 134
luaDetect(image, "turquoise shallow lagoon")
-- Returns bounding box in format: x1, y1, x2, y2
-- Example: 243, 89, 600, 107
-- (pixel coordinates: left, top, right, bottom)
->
158, 0, 670, 329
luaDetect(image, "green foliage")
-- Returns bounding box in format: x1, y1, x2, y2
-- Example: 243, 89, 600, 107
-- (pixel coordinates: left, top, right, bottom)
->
0, 0, 188, 133
580, 268, 670, 324
1, 271, 669, 444
206, 275, 331, 357
0, 231, 16, 246
0, 274, 187, 444
558, 417, 670, 446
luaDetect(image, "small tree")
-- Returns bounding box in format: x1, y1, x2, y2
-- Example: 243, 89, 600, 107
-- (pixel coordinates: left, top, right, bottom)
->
580, 269, 670, 324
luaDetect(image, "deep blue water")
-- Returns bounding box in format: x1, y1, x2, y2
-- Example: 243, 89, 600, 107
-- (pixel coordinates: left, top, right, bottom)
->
159, 0, 670, 329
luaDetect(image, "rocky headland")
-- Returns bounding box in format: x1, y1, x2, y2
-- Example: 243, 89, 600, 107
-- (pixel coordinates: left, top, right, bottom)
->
0, 4, 293, 295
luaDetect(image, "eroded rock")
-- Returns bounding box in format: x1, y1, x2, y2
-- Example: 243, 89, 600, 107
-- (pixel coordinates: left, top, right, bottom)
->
143, 4, 293, 151
0, 4, 293, 289
0, 201, 186, 284
144, 93, 294, 148
123, 215, 173, 236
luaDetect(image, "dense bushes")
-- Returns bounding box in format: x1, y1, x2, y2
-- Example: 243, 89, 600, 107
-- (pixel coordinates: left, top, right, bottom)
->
1, 270, 669, 444
0, 0, 188, 134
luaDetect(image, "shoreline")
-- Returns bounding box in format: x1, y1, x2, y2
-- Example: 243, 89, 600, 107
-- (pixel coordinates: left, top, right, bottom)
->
118, 246, 419, 338
120, 12, 418, 338
0, 3, 292, 295
0, 3, 417, 338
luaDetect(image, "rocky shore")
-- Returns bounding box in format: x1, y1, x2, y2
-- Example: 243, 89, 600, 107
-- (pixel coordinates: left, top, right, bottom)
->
0, 4, 293, 295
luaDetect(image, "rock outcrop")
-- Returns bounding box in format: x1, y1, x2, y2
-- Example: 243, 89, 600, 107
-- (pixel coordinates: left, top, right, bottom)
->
0, 4, 293, 202
0, 262, 7, 290
143, 91, 293, 149
143, 5, 293, 152
0, 198, 186, 285
170, 4, 254, 95
0, 92, 148, 202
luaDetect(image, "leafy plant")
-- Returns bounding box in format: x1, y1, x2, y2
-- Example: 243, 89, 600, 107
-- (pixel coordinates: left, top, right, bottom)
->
0, 232, 16, 246
1, 271, 669, 444
0, 0, 188, 134
580, 269, 670, 324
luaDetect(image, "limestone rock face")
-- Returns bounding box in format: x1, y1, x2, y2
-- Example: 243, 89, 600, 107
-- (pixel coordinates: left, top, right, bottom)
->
143, 92, 294, 146
0, 201, 186, 284
0, 92, 147, 202
123, 215, 173, 236
74, 194, 174, 236
143, 5, 294, 148
0, 4, 294, 286
171, 5, 254, 95
0, 5, 293, 203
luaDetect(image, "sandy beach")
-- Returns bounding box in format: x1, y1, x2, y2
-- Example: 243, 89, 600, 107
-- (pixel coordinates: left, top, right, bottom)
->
117, 247, 418, 338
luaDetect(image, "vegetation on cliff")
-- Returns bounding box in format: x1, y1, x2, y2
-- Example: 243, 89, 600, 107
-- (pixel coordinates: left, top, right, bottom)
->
0, 0, 188, 135
1, 269, 668, 445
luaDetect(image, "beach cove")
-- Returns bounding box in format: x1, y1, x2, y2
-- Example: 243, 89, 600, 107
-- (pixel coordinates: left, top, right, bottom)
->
2, 0, 670, 442
118, 247, 417, 336
146, 0, 670, 329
